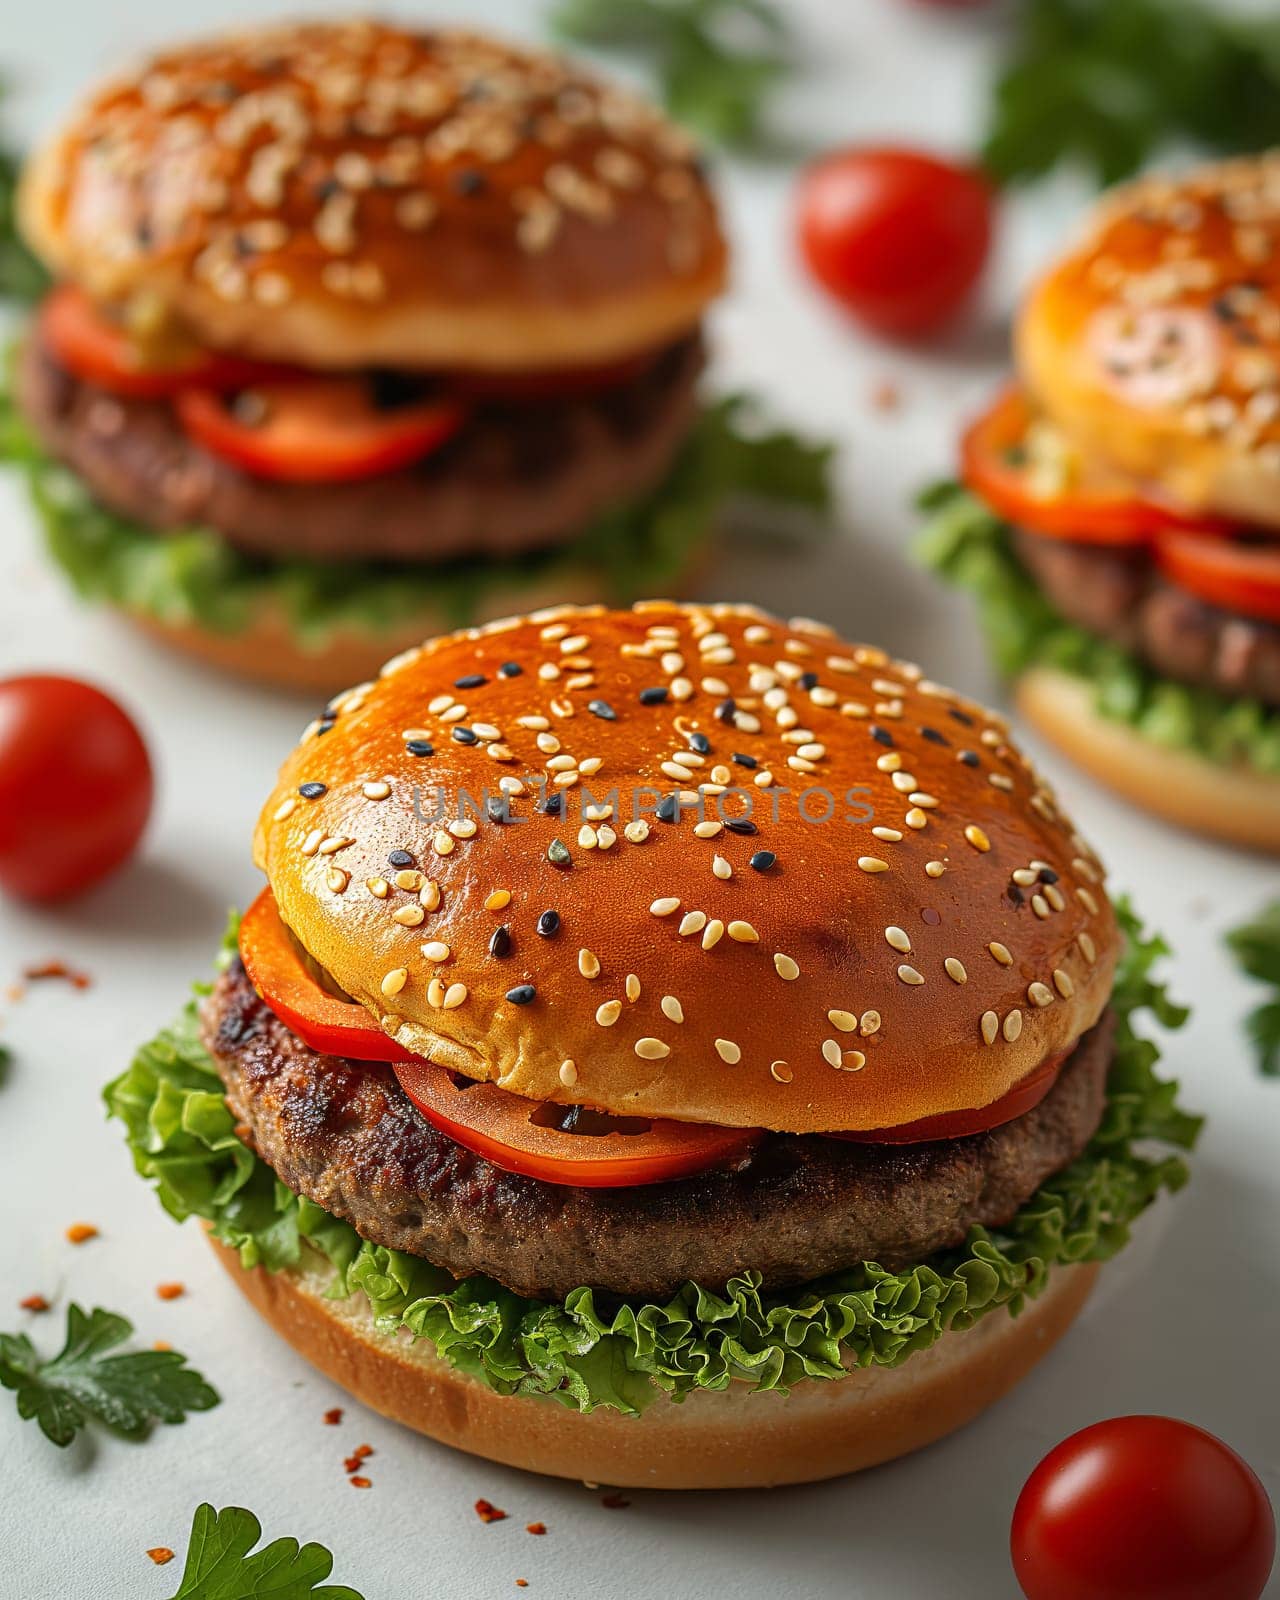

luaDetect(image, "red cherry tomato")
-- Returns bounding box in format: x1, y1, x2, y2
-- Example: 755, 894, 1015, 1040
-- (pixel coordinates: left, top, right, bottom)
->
1012, 1416, 1276, 1600
795, 147, 994, 337
0, 676, 153, 902
176, 378, 467, 484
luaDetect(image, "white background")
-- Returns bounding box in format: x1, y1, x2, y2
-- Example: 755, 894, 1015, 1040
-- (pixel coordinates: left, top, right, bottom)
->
1, 2, 1278, 1596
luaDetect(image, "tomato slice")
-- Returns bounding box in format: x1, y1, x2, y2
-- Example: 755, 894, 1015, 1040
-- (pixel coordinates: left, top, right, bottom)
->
448, 350, 659, 403
239, 888, 417, 1064
1156, 531, 1280, 625
39, 285, 287, 400
392, 1058, 763, 1188
831, 1051, 1067, 1145
176, 377, 466, 483
962, 388, 1234, 546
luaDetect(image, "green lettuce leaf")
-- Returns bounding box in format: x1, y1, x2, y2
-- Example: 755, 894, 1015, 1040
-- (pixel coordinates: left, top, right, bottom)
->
0, 87, 49, 305
0, 368, 830, 648
916, 481, 1280, 775
104, 905, 1197, 1417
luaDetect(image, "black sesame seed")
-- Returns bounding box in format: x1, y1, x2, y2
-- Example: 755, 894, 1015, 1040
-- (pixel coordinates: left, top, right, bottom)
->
298, 782, 327, 799
869, 725, 894, 748
537, 910, 561, 938
486, 796, 510, 824
451, 726, 479, 745
749, 850, 776, 872
715, 698, 736, 724
1038, 867, 1060, 884
388, 849, 414, 869
688, 731, 711, 755
498, 661, 523, 679
405, 740, 434, 758
656, 794, 680, 823
920, 727, 949, 746
452, 168, 487, 196
540, 792, 563, 816
639, 686, 668, 705
725, 817, 758, 836
732, 752, 758, 770
798, 671, 819, 691
505, 984, 536, 1005
1008, 885, 1025, 905
958, 750, 980, 768
948, 708, 975, 727
489, 926, 512, 958
588, 699, 617, 721
547, 838, 571, 866
454, 673, 486, 689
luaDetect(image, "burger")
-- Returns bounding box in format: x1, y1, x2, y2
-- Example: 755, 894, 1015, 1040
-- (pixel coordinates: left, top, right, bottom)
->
3, 21, 827, 692
920, 154, 1280, 853
106, 602, 1197, 1488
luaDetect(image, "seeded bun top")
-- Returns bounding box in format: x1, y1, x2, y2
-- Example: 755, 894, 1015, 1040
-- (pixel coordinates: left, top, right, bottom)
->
20, 20, 726, 372
1017, 153, 1280, 531
252, 603, 1118, 1136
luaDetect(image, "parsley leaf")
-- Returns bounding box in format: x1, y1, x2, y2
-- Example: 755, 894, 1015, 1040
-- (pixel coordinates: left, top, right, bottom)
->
163, 1505, 365, 1600
983, 0, 1280, 187
550, 0, 793, 147
1225, 900, 1280, 1078
0, 1303, 219, 1447
0, 1042, 11, 1084
0, 81, 48, 304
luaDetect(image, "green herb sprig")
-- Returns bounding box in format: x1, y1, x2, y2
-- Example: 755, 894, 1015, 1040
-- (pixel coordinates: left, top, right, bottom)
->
161, 1505, 364, 1600
1225, 900, 1280, 1078
0, 81, 47, 304
0, 1303, 219, 1447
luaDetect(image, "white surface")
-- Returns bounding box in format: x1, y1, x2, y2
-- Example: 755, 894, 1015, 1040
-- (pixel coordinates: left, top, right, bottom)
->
1, 3, 1278, 1596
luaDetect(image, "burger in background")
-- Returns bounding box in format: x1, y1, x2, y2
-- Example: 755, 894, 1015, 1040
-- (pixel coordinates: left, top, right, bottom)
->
920, 154, 1280, 853
5, 21, 828, 691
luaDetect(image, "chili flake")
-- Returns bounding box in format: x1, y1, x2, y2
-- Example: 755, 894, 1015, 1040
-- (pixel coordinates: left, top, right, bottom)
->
146, 1549, 175, 1566
156, 1282, 185, 1301
65, 1223, 98, 1244
18, 1294, 49, 1313
475, 1499, 508, 1524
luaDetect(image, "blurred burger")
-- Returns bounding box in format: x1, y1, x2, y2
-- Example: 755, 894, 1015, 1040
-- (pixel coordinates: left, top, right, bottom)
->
107, 602, 1197, 1488
921, 154, 1280, 853
8, 21, 826, 691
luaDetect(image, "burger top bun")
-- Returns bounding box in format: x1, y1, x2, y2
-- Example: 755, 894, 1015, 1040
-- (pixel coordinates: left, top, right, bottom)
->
254, 603, 1119, 1136
1017, 153, 1280, 531
20, 21, 726, 372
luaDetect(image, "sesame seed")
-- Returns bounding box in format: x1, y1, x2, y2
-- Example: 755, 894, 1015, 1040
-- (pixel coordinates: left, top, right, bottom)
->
588, 699, 617, 721
833, 1049, 866, 1072
859, 1010, 881, 1036
1003, 1009, 1024, 1042
274, 797, 297, 822
885, 926, 912, 953
774, 953, 799, 980
506, 985, 536, 1006
393, 905, 425, 927
944, 958, 967, 984
821, 1039, 842, 1068
829, 1010, 857, 1032
299, 782, 327, 799
725, 818, 758, 836
639, 687, 668, 705
625, 820, 651, 844
625, 973, 641, 1003
381, 969, 408, 998
499, 662, 523, 679
770, 1061, 793, 1083
1028, 981, 1055, 1008
898, 964, 925, 985
388, 849, 414, 869
712, 855, 732, 880
981, 1011, 999, 1045
727, 920, 759, 943
1031, 894, 1050, 919
326, 867, 349, 893
1053, 968, 1075, 998
537, 910, 561, 938
964, 825, 991, 852
872, 827, 903, 842
367, 877, 389, 898
635, 1037, 670, 1061
579, 949, 601, 979
858, 857, 889, 874
489, 926, 512, 958
421, 940, 450, 962
1078, 933, 1097, 965
548, 838, 571, 867
702, 919, 726, 950
485, 889, 511, 912
443, 983, 468, 1010
925, 861, 946, 878
661, 995, 684, 1023
559, 1060, 578, 1088
405, 740, 433, 758
650, 897, 681, 917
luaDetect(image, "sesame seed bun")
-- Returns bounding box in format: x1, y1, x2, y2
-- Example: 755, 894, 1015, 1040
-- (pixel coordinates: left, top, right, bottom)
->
210, 1233, 1099, 1489
1015, 666, 1280, 855
252, 602, 1119, 1136
19, 20, 726, 372
1017, 154, 1280, 531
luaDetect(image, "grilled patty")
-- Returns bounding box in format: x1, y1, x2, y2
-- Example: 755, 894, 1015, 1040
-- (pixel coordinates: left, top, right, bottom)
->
1014, 529, 1280, 708
16, 332, 703, 566
203, 956, 1112, 1301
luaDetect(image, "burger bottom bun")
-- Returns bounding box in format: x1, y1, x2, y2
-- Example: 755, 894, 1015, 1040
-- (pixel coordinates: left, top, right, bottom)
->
1015, 666, 1280, 856
209, 1235, 1098, 1489
121, 553, 707, 696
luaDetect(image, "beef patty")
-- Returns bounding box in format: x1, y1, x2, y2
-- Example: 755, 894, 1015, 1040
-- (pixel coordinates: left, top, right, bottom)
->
203, 956, 1112, 1301
16, 332, 704, 566
1014, 529, 1280, 708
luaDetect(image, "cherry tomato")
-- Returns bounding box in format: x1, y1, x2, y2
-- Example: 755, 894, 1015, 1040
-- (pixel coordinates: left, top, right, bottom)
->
1156, 532, 1280, 625
832, 1051, 1066, 1144
39, 286, 286, 400
795, 147, 994, 337
239, 888, 418, 1064
0, 676, 152, 902
963, 388, 1236, 545
1012, 1416, 1276, 1600
176, 377, 467, 483
393, 1058, 763, 1189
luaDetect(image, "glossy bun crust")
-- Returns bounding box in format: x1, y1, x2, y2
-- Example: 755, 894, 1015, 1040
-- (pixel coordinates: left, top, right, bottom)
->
20, 21, 725, 371
1017, 154, 1280, 530
253, 603, 1118, 1135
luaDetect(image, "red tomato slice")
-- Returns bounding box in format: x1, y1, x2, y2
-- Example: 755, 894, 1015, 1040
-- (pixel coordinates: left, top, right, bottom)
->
176, 377, 466, 483
449, 350, 658, 403
962, 387, 1235, 545
1156, 531, 1280, 624
392, 1058, 764, 1188
831, 1051, 1067, 1144
238, 888, 417, 1064
39, 285, 287, 399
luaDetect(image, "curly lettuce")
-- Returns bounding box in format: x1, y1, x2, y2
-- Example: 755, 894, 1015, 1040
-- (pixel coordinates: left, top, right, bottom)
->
916, 481, 1280, 775
0, 374, 831, 647
103, 904, 1198, 1416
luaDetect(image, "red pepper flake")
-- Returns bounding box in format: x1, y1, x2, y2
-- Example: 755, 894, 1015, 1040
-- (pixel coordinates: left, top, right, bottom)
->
475, 1499, 508, 1524
65, 1223, 99, 1245
516, 1582, 529, 1590
349, 1476, 372, 1489
23, 961, 92, 989
343, 1454, 364, 1475
146, 1549, 175, 1566
155, 1282, 185, 1301
525, 1522, 547, 1536
869, 378, 902, 413
19, 1294, 50, 1313
601, 1493, 631, 1510
323, 1408, 344, 1425
354, 1443, 373, 1459
153, 1340, 172, 1352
